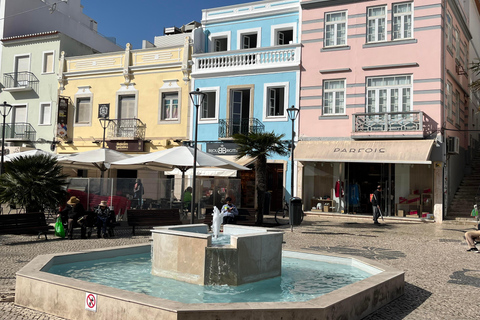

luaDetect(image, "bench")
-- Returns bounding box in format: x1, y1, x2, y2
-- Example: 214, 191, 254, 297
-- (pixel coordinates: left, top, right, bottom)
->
127, 209, 182, 235
0, 212, 49, 240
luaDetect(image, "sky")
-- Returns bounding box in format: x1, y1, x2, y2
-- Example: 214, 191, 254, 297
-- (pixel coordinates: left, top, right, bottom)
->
82, 0, 255, 50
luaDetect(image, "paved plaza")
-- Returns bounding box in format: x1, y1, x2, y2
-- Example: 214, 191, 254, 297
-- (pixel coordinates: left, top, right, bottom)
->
0, 214, 478, 320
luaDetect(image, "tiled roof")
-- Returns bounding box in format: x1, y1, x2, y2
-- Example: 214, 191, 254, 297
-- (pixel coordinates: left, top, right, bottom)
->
2, 30, 60, 42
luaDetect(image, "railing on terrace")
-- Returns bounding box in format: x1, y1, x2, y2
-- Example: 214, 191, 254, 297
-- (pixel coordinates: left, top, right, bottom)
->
2, 123, 36, 141
195, 46, 299, 72
353, 111, 425, 134
3, 72, 39, 91
219, 118, 265, 138
106, 118, 146, 140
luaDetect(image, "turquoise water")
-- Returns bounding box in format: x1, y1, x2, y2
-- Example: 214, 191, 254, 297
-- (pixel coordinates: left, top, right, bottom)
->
46, 252, 372, 304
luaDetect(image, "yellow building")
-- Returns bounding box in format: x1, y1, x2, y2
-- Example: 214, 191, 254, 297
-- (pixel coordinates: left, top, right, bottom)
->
57, 35, 193, 179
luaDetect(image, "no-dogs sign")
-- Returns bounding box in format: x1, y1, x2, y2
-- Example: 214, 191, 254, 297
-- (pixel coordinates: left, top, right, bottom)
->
85, 292, 97, 312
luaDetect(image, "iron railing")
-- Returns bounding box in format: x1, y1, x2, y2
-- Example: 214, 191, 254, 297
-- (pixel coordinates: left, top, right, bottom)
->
218, 118, 265, 138
353, 111, 424, 133
3, 72, 39, 91
1, 123, 36, 141
106, 118, 146, 140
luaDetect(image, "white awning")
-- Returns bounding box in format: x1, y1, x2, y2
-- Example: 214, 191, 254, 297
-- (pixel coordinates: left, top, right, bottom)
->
296, 140, 434, 164
164, 168, 237, 177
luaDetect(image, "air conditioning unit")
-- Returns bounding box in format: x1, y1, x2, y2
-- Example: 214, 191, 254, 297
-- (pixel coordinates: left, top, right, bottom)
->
447, 136, 460, 154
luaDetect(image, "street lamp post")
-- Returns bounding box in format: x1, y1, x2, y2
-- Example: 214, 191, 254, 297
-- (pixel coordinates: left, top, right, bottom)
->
287, 105, 299, 232
99, 118, 111, 149
189, 88, 206, 224
0, 102, 13, 175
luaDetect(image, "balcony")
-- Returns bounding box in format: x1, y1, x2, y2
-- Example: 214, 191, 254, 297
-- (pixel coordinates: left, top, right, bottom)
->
2, 123, 36, 141
352, 111, 435, 139
219, 118, 265, 139
192, 44, 301, 76
3, 72, 39, 92
106, 118, 146, 140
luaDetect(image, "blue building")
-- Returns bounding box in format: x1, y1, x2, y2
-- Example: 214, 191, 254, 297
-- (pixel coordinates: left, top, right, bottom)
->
191, 0, 301, 210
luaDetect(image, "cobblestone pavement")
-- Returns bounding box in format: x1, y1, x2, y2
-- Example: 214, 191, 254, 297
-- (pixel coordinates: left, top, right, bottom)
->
1, 215, 479, 320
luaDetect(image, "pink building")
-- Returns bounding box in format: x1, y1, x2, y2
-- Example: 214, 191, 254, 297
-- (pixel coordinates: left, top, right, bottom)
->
297, 0, 479, 222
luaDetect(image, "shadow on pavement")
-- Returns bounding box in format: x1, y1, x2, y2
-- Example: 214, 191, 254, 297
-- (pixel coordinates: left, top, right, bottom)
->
363, 282, 432, 320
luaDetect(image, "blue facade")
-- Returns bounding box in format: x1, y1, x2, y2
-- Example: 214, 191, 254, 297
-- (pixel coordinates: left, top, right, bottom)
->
191, 0, 301, 206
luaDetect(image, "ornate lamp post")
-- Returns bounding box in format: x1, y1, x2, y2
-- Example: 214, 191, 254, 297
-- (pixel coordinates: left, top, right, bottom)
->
189, 88, 206, 224
0, 102, 13, 175
287, 105, 299, 231
99, 118, 111, 149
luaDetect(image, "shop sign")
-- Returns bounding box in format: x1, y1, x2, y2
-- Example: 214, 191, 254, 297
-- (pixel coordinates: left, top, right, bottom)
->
57, 97, 69, 138
207, 142, 239, 155
333, 147, 386, 154
106, 140, 144, 152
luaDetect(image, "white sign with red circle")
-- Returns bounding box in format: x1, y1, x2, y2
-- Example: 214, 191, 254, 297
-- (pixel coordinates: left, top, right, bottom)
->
85, 292, 97, 312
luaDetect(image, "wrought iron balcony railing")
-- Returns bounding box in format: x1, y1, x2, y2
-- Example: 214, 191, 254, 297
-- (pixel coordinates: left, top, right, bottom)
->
3, 72, 39, 91
352, 111, 434, 139
106, 118, 146, 140
2, 123, 36, 141
219, 118, 265, 138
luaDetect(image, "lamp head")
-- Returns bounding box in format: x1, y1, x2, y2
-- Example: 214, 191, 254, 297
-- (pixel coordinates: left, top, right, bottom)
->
287, 106, 299, 121
189, 88, 206, 108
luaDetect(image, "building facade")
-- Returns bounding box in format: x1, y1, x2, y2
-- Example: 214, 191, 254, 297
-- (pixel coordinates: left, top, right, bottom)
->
297, 0, 479, 222
191, 0, 302, 210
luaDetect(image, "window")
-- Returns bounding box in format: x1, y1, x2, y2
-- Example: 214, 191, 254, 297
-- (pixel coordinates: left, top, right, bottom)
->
214, 38, 228, 52
118, 95, 136, 119
14, 55, 30, 86
42, 51, 54, 74
454, 90, 460, 125
366, 75, 412, 114
267, 87, 285, 117
161, 93, 178, 120
446, 13, 452, 49
39, 103, 51, 125
242, 33, 257, 49
323, 80, 346, 115
76, 97, 91, 124
277, 29, 293, 45
454, 28, 460, 61
12, 105, 27, 124
392, 2, 413, 40
367, 6, 386, 43
445, 81, 452, 120
324, 11, 347, 47
200, 92, 217, 120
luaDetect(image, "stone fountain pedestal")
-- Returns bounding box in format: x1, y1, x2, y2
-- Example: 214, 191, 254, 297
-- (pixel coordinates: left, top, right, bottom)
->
151, 224, 283, 286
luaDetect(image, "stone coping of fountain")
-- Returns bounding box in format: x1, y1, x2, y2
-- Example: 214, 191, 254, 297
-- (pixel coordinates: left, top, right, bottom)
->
16, 242, 404, 320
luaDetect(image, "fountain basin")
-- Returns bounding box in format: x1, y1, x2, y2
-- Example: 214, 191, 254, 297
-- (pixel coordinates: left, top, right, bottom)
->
16, 244, 404, 320
151, 224, 283, 285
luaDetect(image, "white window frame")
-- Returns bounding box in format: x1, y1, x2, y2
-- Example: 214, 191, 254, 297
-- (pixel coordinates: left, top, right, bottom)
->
208, 31, 231, 52
324, 11, 347, 48
263, 82, 289, 121
42, 50, 55, 74
237, 27, 262, 50
323, 79, 346, 115
115, 85, 138, 120
74, 86, 93, 126
198, 86, 220, 124
11, 103, 28, 124
392, 2, 413, 40
271, 23, 296, 46
39, 101, 52, 125
366, 75, 412, 114
158, 87, 181, 123
13, 54, 31, 87
367, 5, 387, 43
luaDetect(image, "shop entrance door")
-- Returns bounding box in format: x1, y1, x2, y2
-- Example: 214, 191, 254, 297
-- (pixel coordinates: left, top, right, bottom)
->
345, 163, 393, 216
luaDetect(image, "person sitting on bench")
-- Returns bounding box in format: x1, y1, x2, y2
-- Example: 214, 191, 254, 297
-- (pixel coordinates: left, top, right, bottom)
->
221, 197, 238, 224
95, 201, 111, 238
59, 196, 87, 240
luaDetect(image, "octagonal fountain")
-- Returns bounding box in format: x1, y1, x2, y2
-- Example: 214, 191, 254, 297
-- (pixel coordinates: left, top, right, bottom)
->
15, 223, 404, 320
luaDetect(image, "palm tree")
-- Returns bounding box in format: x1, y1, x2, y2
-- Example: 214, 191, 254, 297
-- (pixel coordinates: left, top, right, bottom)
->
470, 59, 480, 93
0, 154, 68, 213
233, 131, 288, 225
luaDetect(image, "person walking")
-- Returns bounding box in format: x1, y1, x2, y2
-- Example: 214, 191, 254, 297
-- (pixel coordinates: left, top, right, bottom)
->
371, 185, 382, 225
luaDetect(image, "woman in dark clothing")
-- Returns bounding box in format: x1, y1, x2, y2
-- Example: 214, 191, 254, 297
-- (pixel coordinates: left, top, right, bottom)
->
60, 196, 86, 239
95, 200, 111, 238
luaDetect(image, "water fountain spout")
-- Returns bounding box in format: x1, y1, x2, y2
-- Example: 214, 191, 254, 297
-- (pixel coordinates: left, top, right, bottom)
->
212, 206, 222, 238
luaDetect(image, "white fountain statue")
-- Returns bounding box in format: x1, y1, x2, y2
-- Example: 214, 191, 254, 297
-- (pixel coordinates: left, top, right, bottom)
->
211, 206, 222, 239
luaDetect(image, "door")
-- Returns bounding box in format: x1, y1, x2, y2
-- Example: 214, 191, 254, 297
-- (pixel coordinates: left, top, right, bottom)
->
267, 164, 284, 212
14, 55, 30, 87
11, 106, 27, 139
229, 89, 250, 136
118, 95, 136, 138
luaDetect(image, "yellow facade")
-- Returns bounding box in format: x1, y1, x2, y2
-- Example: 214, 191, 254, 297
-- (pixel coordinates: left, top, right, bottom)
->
57, 38, 192, 156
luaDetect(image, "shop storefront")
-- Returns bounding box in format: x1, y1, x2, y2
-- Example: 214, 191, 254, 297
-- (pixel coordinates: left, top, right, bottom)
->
296, 140, 441, 221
